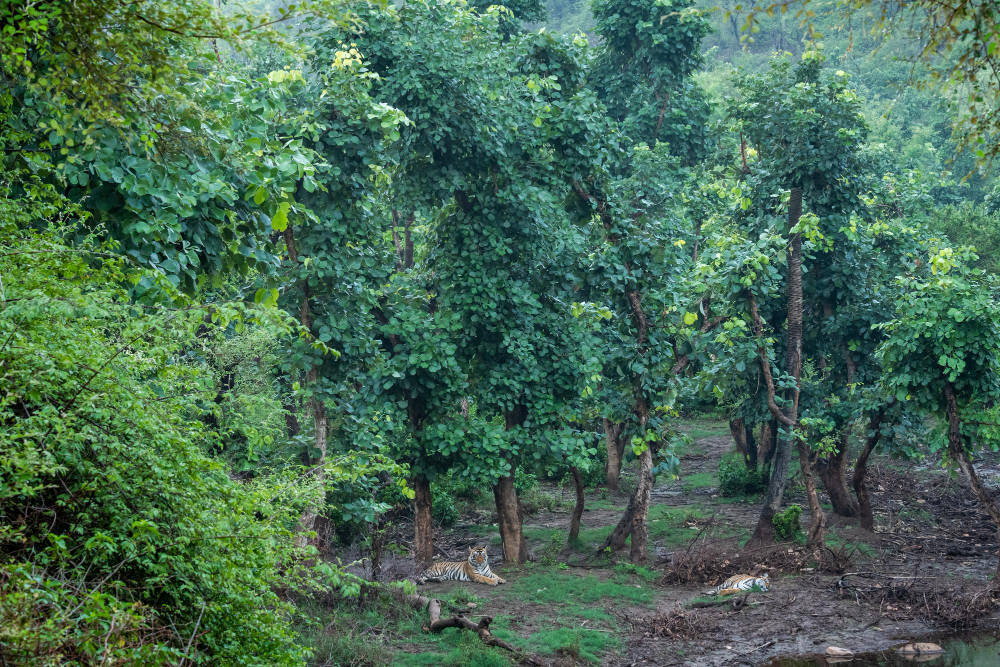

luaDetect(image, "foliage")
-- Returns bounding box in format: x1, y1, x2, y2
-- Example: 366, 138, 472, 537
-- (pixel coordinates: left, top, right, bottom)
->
772, 504, 803, 542
590, 0, 711, 162
717, 454, 767, 497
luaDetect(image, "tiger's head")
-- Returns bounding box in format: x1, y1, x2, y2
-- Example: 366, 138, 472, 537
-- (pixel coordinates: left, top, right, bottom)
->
759, 573, 770, 589
468, 546, 489, 568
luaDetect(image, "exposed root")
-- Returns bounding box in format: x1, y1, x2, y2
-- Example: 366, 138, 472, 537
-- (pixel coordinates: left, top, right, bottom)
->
405, 594, 519, 652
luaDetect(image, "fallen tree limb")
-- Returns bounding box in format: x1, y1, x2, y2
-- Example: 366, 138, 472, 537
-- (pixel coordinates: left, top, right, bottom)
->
406, 594, 518, 652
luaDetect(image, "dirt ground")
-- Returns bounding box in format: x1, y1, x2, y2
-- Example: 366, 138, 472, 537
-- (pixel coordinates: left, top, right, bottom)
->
370, 419, 1000, 666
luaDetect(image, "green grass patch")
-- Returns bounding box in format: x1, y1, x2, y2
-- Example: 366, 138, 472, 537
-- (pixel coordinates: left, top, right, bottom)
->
525, 627, 619, 663
503, 568, 654, 606
681, 471, 716, 492
612, 562, 659, 581
586, 498, 625, 511
391, 630, 515, 667
648, 504, 709, 547
826, 531, 877, 558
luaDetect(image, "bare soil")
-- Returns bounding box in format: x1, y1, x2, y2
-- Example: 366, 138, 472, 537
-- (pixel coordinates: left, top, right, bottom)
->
372, 420, 1000, 666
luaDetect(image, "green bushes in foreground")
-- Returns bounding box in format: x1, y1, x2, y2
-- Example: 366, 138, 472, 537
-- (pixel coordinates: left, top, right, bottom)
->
0, 197, 397, 665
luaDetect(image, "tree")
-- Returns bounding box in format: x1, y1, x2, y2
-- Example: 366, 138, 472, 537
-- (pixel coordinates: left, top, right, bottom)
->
728, 51, 869, 548
591, 0, 711, 164
877, 249, 1000, 576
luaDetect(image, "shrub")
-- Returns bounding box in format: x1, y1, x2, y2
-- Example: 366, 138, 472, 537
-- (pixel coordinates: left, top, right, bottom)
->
773, 504, 804, 541
717, 453, 768, 497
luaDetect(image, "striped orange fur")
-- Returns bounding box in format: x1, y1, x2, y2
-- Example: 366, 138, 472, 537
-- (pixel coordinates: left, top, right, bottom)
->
704, 573, 770, 596
418, 546, 506, 586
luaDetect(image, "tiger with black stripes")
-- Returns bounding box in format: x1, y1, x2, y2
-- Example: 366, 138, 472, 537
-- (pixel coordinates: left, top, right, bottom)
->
417, 546, 506, 586
704, 573, 770, 596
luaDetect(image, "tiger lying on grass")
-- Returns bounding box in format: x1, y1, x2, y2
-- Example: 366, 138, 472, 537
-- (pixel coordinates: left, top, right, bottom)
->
704, 573, 770, 596
417, 546, 506, 586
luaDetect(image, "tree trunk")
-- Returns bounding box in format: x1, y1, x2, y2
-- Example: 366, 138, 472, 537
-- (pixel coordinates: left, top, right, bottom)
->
495, 407, 528, 564
629, 445, 654, 563
568, 466, 585, 543
853, 407, 885, 531
797, 441, 826, 550
751, 429, 792, 544
284, 223, 328, 545
413, 477, 433, 569
600, 487, 636, 552
603, 419, 625, 492
944, 384, 1000, 579
749, 187, 824, 548
816, 432, 860, 517
730, 417, 757, 469
759, 420, 777, 470
784, 188, 825, 550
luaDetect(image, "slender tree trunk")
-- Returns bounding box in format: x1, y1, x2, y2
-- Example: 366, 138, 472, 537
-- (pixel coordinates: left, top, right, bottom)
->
784, 188, 825, 550
730, 416, 757, 469
944, 384, 1000, 579
798, 441, 826, 549
629, 444, 654, 563
414, 477, 433, 569
816, 433, 860, 517
748, 187, 824, 548
568, 466, 585, 543
603, 418, 625, 492
285, 224, 328, 545
759, 420, 777, 470
853, 407, 885, 531
495, 407, 528, 564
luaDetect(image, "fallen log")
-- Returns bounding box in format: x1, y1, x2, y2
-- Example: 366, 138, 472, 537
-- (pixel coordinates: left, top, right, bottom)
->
406, 594, 518, 652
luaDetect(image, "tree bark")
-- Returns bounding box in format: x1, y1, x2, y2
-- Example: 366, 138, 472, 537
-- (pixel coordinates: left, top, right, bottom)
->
495, 406, 528, 564
568, 466, 585, 543
816, 432, 860, 517
730, 416, 757, 469
629, 444, 654, 563
746, 292, 794, 545
759, 420, 777, 470
413, 477, 433, 569
748, 187, 824, 548
784, 188, 825, 550
406, 594, 518, 652
600, 486, 636, 552
603, 418, 625, 492
285, 224, 328, 545
944, 383, 1000, 579
853, 407, 885, 531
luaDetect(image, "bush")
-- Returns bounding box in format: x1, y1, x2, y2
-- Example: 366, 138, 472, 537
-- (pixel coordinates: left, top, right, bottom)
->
717, 453, 768, 497
773, 505, 803, 542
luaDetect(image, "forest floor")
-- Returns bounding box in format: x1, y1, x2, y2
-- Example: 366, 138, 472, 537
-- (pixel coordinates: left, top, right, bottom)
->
318, 419, 1000, 666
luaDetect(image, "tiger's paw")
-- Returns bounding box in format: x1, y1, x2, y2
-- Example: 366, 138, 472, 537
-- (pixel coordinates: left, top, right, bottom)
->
495, 577, 506, 585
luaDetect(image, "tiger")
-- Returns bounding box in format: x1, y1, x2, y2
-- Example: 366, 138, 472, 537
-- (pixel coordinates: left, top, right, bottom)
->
417, 546, 506, 586
704, 573, 770, 596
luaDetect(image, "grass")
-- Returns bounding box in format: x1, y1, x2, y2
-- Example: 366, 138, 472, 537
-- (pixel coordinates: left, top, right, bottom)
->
525, 628, 618, 663
681, 471, 716, 492
391, 630, 515, 667
648, 504, 710, 546
504, 569, 654, 606
826, 530, 878, 558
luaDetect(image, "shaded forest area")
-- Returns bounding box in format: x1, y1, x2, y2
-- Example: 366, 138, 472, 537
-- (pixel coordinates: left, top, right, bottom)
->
3, 0, 1000, 665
